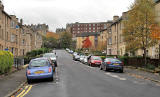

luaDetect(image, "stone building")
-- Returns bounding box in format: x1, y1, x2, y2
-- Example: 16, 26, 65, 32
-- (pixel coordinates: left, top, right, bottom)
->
0, 1, 45, 56
29, 24, 49, 36
56, 28, 66, 34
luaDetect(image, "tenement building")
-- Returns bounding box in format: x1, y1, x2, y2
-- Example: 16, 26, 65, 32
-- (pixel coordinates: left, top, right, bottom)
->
0, 1, 47, 56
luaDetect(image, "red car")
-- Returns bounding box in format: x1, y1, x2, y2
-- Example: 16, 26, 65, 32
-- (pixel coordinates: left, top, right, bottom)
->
88, 56, 102, 67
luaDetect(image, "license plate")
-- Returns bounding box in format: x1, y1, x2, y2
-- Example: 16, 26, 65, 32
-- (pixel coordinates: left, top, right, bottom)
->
34, 71, 44, 74
114, 64, 119, 65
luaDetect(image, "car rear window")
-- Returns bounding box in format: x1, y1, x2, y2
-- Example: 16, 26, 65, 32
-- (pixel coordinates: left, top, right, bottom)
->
92, 56, 102, 60
30, 59, 49, 67
109, 58, 121, 62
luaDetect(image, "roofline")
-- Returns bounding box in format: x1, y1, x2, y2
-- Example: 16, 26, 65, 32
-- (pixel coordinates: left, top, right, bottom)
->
2, 10, 11, 19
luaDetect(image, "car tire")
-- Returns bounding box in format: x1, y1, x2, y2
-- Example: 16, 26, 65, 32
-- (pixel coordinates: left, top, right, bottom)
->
100, 65, 103, 70
27, 79, 31, 84
119, 69, 124, 73
49, 77, 54, 81
104, 66, 108, 71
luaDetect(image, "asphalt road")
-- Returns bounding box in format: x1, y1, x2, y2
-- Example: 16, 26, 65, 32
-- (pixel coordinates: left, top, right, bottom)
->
23, 50, 160, 97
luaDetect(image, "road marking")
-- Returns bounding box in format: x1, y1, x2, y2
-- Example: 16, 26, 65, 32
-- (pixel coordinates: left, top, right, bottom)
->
105, 73, 126, 81
16, 86, 29, 97
18, 85, 32, 97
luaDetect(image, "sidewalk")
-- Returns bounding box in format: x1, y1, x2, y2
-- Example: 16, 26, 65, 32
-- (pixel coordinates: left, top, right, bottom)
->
0, 69, 26, 97
125, 67, 160, 83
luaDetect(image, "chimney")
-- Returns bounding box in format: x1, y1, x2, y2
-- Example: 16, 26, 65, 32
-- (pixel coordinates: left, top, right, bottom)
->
122, 12, 128, 20
113, 16, 119, 22
0, 0, 4, 10
20, 19, 23, 25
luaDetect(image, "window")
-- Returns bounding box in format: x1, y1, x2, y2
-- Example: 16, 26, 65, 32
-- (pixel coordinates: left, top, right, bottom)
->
11, 21, 15, 28
11, 34, 16, 42
108, 38, 112, 45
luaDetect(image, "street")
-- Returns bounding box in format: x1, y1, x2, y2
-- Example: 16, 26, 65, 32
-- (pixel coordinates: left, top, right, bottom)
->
19, 50, 160, 97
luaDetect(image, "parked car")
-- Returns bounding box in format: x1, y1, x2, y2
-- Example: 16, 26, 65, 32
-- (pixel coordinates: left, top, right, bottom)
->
26, 58, 55, 83
88, 56, 102, 67
43, 53, 57, 67
73, 54, 80, 61
79, 55, 85, 62
73, 52, 78, 56
100, 58, 123, 73
82, 56, 88, 64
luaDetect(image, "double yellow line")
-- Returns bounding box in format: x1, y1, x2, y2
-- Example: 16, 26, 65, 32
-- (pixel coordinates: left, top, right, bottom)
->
16, 85, 32, 97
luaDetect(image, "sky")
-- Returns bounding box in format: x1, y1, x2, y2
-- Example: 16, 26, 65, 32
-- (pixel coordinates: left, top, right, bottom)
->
2, 0, 134, 32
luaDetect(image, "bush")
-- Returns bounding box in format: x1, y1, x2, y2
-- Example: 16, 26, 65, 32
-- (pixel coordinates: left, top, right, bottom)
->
146, 64, 156, 70
0, 51, 14, 74
24, 48, 51, 64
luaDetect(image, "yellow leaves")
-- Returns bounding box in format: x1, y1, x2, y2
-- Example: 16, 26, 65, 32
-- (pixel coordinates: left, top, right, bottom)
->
46, 32, 60, 39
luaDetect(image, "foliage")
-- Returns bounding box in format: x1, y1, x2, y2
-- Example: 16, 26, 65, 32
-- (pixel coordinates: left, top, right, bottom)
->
25, 48, 51, 64
82, 37, 92, 49
123, 0, 158, 66
46, 32, 59, 39
59, 32, 72, 48
0, 51, 14, 74
43, 37, 58, 49
123, 0, 157, 52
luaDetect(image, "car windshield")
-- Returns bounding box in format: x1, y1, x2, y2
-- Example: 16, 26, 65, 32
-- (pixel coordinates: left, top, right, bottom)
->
30, 59, 49, 67
43, 54, 56, 58
92, 56, 102, 60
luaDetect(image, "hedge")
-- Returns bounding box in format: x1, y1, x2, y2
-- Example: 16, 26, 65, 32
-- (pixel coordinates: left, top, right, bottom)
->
24, 48, 51, 64
0, 51, 14, 74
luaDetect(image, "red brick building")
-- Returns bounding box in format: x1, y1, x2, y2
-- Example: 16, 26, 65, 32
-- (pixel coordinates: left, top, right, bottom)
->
66, 21, 112, 39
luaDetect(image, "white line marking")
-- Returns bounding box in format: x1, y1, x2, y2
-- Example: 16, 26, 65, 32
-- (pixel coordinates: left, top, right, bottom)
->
105, 73, 126, 81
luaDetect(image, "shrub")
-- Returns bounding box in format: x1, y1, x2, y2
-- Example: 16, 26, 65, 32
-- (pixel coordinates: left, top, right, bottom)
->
24, 48, 51, 64
0, 51, 14, 74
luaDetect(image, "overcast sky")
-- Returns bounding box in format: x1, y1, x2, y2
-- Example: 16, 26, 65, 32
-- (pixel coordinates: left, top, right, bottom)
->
2, 0, 134, 32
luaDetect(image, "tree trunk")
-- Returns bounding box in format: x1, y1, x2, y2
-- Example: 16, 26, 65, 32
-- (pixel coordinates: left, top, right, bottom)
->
144, 48, 147, 67
159, 44, 160, 62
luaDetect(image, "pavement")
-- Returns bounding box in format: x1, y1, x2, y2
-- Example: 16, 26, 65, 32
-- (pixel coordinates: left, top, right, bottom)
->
0, 68, 26, 97
2, 50, 160, 97
125, 67, 160, 83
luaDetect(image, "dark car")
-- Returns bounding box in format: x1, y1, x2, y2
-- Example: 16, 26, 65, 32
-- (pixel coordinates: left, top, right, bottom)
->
88, 56, 102, 67
100, 58, 123, 73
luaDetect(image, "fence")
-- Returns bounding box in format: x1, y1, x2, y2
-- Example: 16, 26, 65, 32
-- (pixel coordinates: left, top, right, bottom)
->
14, 57, 24, 69
121, 57, 160, 68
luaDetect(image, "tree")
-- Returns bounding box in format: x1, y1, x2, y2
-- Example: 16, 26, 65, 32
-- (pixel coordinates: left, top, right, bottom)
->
82, 37, 92, 49
43, 37, 58, 49
123, 0, 158, 65
59, 32, 72, 48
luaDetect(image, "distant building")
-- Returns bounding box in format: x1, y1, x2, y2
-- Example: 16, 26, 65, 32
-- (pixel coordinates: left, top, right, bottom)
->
66, 21, 112, 39
29, 24, 49, 36
56, 28, 66, 34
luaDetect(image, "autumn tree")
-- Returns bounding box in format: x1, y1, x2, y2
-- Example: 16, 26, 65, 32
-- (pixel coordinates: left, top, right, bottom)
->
82, 37, 92, 49
123, 0, 158, 65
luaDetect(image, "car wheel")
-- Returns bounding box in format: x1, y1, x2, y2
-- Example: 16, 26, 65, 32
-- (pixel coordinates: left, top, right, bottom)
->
27, 79, 31, 84
104, 66, 108, 71
49, 77, 54, 81
119, 69, 124, 73
100, 65, 103, 70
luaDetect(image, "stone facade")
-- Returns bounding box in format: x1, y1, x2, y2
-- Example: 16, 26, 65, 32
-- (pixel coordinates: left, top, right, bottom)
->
0, 1, 46, 56
76, 32, 100, 50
